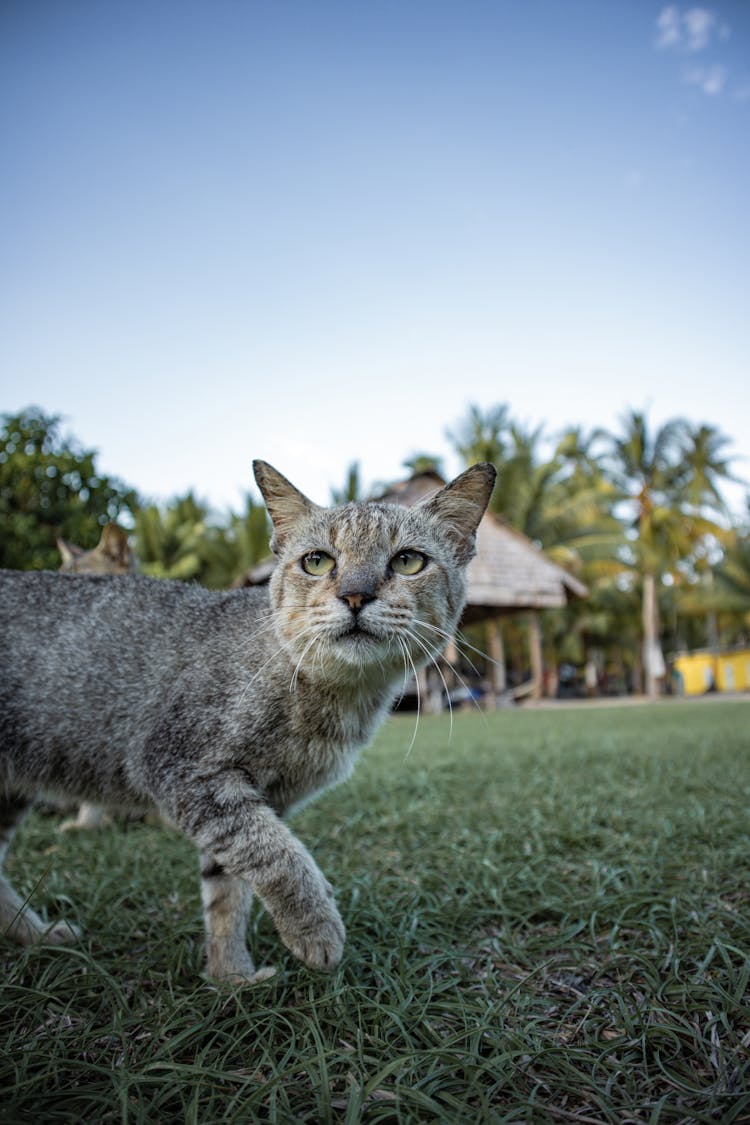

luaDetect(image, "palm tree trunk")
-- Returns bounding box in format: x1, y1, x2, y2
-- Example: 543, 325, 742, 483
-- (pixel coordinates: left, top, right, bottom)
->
642, 571, 659, 698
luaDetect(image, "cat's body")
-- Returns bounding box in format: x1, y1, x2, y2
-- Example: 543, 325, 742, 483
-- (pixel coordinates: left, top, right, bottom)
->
57, 521, 137, 830
0, 461, 494, 981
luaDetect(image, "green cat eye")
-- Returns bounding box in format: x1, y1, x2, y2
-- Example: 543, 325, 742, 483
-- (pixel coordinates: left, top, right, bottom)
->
301, 550, 335, 576
390, 550, 427, 576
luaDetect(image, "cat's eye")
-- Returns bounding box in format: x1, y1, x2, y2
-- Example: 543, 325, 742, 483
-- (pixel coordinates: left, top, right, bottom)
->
390, 550, 427, 576
301, 551, 335, 576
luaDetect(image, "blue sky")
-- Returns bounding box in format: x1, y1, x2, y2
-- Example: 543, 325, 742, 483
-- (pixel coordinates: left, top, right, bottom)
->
1, 0, 748, 516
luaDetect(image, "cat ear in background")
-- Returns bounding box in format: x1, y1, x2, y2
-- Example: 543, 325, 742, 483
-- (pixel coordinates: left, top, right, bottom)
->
57, 539, 84, 567
253, 461, 320, 552
421, 463, 496, 562
96, 524, 131, 568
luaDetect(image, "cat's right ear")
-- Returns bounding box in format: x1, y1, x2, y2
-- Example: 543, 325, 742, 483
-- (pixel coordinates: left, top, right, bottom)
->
96, 524, 131, 568
253, 461, 320, 552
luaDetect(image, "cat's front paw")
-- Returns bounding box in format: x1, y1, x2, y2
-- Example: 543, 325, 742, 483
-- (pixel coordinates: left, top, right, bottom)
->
207, 963, 278, 987
278, 899, 346, 972
42, 920, 82, 945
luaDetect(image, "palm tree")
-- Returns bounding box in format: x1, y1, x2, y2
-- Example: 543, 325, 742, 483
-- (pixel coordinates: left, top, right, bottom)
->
446, 403, 511, 468
448, 405, 626, 694
135, 493, 210, 583
449, 406, 622, 570
678, 423, 738, 512
603, 410, 738, 696
714, 521, 750, 634
604, 411, 689, 695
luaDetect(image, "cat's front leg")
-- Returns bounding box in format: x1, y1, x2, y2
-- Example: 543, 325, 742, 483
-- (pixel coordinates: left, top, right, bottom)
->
199, 852, 276, 984
164, 771, 345, 973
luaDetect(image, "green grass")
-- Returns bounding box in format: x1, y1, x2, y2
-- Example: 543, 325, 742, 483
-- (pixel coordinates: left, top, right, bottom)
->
2, 700, 749, 1123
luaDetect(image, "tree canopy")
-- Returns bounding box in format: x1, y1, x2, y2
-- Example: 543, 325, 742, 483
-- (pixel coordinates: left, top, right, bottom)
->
0, 408, 139, 570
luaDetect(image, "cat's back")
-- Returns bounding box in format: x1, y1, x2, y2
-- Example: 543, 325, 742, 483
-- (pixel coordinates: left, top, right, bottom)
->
0, 569, 271, 680
2, 569, 208, 643
0, 571, 274, 789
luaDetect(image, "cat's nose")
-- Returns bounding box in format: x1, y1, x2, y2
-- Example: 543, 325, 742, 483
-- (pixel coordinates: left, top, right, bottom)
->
339, 590, 375, 614
338, 566, 379, 612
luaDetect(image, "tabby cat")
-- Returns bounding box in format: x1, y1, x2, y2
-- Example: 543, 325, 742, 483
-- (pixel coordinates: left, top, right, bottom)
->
0, 460, 495, 982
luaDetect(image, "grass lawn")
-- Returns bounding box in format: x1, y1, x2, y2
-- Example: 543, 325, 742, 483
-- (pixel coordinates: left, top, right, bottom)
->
1, 700, 749, 1123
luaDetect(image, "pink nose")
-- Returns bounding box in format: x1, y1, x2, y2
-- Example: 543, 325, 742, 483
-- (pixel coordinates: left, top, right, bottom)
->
340, 590, 375, 613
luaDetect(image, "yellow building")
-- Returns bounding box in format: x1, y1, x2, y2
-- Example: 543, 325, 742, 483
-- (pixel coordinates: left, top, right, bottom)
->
673, 648, 750, 695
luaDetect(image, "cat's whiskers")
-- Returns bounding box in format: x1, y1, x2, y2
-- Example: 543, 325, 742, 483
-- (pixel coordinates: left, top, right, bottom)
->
234, 620, 289, 707
414, 619, 501, 675
401, 627, 455, 742
390, 639, 411, 711
235, 619, 320, 706
396, 635, 421, 759
289, 630, 326, 693
411, 619, 490, 720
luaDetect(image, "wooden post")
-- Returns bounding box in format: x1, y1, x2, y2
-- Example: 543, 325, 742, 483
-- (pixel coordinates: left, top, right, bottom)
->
528, 611, 543, 700
486, 617, 506, 709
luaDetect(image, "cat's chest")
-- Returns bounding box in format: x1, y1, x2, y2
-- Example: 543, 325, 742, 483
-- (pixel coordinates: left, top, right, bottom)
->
264, 693, 384, 815
274, 737, 359, 815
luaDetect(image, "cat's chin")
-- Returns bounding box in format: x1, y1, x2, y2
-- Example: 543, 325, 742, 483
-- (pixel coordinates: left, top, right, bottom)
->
325, 628, 402, 676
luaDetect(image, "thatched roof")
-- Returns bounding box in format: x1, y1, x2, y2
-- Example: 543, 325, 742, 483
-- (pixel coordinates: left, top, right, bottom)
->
375, 471, 587, 618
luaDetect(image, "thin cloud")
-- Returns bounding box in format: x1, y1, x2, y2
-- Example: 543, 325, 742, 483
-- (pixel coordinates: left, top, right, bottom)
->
655, 6, 736, 98
685, 63, 728, 94
656, 6, 683, 49
655, 5, 729, 53
683, 8, 717, 51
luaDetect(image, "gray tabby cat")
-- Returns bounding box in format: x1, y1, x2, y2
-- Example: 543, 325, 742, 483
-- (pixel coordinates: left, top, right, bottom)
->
0, 460, 495, 982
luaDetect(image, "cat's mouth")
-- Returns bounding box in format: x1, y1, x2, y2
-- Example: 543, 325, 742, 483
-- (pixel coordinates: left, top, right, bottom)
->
339, 622, 376, 640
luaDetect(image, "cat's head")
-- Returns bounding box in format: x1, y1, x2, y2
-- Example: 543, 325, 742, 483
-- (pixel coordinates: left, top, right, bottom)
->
253, 461, 496, 683
58, 524, 135, 575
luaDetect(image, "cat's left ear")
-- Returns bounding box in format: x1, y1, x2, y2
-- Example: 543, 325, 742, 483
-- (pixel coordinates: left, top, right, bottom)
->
253, 461, 320, 552
421, 463, 496, 562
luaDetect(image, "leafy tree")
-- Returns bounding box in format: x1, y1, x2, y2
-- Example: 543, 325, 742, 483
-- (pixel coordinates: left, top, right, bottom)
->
448, 405, 622, 575
448, 404, 625, 695
0, 407, 138, 570
402, 453, 445, 477
714, 523, 750, 634
135, 493, 210, 582
446, 403, 510, 468
678, 423, 738, 512
207, 495, 272, 588
134, 491, 271, 589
